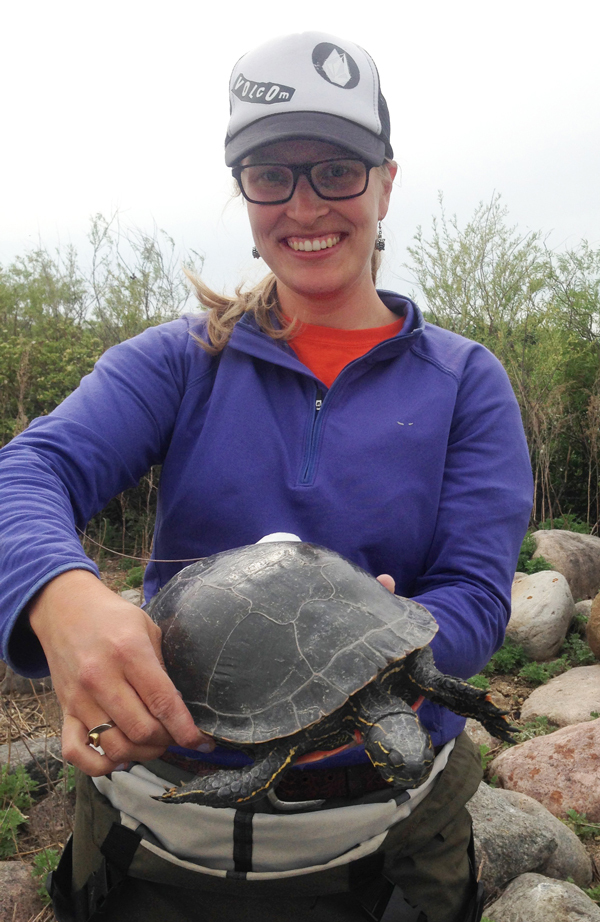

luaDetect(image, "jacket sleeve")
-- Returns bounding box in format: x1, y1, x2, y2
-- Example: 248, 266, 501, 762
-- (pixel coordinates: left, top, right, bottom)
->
0, 317, 211, 676
410, 341, 533, 683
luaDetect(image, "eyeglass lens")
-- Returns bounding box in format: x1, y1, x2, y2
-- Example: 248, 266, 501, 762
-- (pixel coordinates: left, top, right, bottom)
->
238, 159, 368, 203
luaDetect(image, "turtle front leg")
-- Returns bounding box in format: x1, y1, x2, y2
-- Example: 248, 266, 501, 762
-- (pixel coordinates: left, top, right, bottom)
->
402, 647, 514, 743
155, 740, 301, 808
351, 684, 435, 790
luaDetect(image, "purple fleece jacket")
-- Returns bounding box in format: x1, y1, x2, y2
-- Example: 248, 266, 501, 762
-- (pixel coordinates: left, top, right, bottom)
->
0, 292, 533, 750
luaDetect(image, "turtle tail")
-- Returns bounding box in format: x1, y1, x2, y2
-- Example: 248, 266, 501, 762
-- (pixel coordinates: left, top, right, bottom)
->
154, 743, 299, 808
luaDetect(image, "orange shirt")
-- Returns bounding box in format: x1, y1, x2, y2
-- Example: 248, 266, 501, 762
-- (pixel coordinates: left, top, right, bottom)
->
288, 316, 405, 388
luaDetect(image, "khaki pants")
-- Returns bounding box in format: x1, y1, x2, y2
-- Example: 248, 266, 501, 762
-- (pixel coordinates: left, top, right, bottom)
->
58, 733, 482, 922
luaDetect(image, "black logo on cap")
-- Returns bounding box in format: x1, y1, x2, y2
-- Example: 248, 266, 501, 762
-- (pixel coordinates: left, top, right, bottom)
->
232, 73, 296, 105
312, 43, 360, 89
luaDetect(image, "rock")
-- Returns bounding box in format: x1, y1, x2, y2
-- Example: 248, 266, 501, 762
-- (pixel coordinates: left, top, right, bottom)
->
464, 717, 496, 750
532, 529, 600, 601
588, 592, 600, 659
467, 782, 557, 896
0, 664, 52, 695
0, 861, 46, 922
0, 736, 64, 788
508, 571, 574, 660
495, 788, 593, 887
120, 588, 143, 606
575, 599, 593, 618
520, 665, 600, 727
513, 572, 528, 582
490, 718, 600, 821
485, 872, 600, 921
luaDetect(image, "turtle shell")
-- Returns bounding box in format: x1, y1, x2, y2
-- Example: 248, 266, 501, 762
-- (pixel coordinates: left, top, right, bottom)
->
147, 542, 437, 745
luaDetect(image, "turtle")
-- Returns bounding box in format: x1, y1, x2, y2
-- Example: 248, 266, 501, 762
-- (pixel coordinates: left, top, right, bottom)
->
147, 541, 512, 809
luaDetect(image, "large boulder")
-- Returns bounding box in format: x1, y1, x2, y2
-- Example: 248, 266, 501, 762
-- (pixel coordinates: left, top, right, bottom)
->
0, 736, 63, 788
520, 665, 600, 727
588, 591, 600, 658
490, 718, 600, 821
467, 782, 557, 896
495, 788, 593, 887
532, 529, 600, 601
485, 872, 600, 922
508, 571, 573, 660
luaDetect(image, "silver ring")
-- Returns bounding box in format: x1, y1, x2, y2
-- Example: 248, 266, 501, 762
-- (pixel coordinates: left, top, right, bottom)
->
88, 721, 115, 747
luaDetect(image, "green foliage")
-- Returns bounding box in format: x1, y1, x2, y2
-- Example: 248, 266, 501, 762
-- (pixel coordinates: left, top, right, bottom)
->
512, 716, 557, 742
585, 884, 600, 905
125, 566, 145, 589
468, 674, 490, 690
591, 711, 599, 719
563, 808, 600, 839
479, 743, 495, 771
31, 847, 60, 903
523, 555, 554, 575
519, 657, 570, 685
406, 197, 600, 529
482, 637, 529, 676
0, 765, 38, 857
118, 557, 141, 571
517, 533, 537, 571
57, 763, 76, 794
539, 515, 591, 534
561, 633, 596, 667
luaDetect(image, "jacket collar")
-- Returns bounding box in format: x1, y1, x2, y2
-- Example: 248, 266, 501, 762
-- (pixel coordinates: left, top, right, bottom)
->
229, 291, 425, 374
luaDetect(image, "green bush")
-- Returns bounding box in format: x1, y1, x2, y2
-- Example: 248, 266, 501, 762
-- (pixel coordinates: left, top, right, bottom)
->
125, 566, 145, 588
467, 674, 490, 691
482, 637, 529, 676
523, 555, 554, 575
564, 808, 600, 840
512, 716, 557, 742
0, 765, 38, 858
517, 533, 536, 571
31, 847, 60, 903
561, 633, 596, 667
539, 515, 591, 534
519, 657, 570, 685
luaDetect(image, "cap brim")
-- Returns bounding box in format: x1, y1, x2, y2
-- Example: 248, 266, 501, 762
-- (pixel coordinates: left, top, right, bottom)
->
225, 112, 386, 167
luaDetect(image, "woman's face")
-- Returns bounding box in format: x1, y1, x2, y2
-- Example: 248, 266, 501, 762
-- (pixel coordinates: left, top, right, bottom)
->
243, 139, 396, 309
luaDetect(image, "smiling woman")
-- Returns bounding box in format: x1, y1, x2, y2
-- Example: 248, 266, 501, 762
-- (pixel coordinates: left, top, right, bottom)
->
0, 29, 533, 922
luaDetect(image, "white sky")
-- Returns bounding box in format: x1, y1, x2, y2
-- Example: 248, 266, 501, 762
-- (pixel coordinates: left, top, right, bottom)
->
1, 0, 599, 298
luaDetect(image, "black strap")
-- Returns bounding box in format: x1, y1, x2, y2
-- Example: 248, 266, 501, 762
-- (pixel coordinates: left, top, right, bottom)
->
100, 822, 143, 873
48, 824, 143, 922
351, 855, 426, 922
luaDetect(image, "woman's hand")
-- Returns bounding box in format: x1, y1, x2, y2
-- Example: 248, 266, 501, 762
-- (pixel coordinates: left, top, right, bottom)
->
28, 569, 211, 775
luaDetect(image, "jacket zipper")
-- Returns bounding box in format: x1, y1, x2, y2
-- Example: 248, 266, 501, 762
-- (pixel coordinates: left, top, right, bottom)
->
300, 387, 324, 484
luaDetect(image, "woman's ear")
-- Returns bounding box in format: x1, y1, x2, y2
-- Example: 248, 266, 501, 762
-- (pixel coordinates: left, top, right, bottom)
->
378, 161, 397, 220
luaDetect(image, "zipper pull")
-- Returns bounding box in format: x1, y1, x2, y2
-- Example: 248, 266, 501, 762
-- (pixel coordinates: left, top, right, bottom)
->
315, 389, 323, 412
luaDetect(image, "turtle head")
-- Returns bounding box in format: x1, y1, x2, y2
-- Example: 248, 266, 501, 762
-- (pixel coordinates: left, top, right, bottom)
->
363, 709, 435, 790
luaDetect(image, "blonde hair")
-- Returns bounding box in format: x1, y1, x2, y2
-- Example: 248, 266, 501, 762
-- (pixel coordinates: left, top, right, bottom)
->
188, 163, 392, 354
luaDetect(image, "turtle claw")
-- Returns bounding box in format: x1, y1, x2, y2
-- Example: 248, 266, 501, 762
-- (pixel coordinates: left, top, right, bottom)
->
267, 790, 325, 812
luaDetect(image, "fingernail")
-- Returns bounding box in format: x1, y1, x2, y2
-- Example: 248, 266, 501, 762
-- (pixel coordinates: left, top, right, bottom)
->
195, 743, 214, 753
113, 762, 131, 772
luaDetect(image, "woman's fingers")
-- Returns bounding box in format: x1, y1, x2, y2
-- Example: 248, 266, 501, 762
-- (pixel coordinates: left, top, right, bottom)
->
62, 715, 168, 776
376, 573, 396, 594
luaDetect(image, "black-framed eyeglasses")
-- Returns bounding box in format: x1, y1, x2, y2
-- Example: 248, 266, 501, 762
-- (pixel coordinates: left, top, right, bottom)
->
232, 158, 372, 205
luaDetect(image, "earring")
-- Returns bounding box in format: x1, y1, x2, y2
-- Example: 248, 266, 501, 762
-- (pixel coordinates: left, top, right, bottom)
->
375, 222, 385, 251
252, 246, 260, 259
